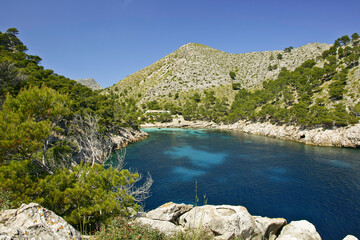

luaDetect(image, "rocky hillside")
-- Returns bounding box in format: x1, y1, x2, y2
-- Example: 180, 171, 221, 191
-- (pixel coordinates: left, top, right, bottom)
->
107, 42, 330, 104
75, 78, 103, 90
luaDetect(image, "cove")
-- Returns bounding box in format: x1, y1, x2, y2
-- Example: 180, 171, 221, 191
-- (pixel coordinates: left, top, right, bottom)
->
115, 128, 360, 240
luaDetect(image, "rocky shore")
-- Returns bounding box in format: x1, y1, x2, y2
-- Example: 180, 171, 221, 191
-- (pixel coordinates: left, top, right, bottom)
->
135, 202, 357, 240
141, 116, 360, 148
2, 203, 357, 240
110, 127, 149, 149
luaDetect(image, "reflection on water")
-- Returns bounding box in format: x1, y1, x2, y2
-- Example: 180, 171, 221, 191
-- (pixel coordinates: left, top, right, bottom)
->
172, 166, 206, 181
165, 146, 227, 168
118, 128, 360, 240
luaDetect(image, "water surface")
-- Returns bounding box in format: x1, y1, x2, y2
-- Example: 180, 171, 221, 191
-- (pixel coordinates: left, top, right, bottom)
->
115, 128, 360, 239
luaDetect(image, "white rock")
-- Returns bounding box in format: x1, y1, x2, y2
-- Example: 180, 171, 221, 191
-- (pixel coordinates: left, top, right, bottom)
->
277, 220, 321, 240
343, 235, 359, 240
146, 202, 193, 222
178, 205, 263, 240
0, 203, 80, 240
253, 216, 287, 240
134, 217, 183, 235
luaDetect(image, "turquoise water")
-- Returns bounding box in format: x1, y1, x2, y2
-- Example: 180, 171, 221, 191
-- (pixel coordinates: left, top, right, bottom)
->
116, 128, 360, 239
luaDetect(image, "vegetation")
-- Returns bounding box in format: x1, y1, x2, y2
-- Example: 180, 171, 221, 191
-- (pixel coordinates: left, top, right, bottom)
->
0, 28, 152, 234
94, 216, 216, 240
134, 33, 360, 128
227, 35, 360, 127
284, 46, 293, 53
1, 27, 359, 237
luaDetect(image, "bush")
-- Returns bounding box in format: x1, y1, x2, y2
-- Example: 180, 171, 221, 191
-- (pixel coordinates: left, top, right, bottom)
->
232, 82, 242, 90
94, 216, 215, 240
37, 163, 143, 232
0, 186, 13, 210
94, 217, 166, 240
0, 160, 47, 208
229, 71, 236, 80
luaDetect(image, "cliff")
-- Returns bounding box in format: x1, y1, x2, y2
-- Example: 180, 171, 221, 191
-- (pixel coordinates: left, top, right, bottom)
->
75, 78, 103, 90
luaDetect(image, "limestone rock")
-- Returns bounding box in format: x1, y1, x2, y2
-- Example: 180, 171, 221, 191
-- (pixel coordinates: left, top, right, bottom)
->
74, 78, 103, 90
253, 216, 287, 240
178, 205, 263, 240
0, 203, 81, 240
110, 42, 330, 104
146, 202, 193, 223
343, 235, 359, 240
276, 220, 321, 240
134, 217, 183, 235
110, 128, 148, 149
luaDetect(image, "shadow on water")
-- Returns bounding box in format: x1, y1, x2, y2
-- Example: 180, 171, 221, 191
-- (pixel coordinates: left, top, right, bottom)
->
116, 128, 360, 240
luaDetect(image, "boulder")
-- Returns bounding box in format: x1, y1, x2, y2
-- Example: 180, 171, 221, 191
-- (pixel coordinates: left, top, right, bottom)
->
343, 235, 358, 240
178, 205, 263, 240
253, 216, 287, 240
276, 220, 321, 240
0, 203, 81, 240
134, 217, 183, 235
146, 202, 193, 223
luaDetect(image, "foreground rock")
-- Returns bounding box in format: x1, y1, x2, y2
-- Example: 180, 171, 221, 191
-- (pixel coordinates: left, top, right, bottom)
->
276, 220, 321, 240
179, 205, 264, 240
254, 216, 287, 240
343, 235, 359, 240
0, 203, 81, 240
136, 202, 358, 240
146, 202, 193, 223
136, 202, 286, 240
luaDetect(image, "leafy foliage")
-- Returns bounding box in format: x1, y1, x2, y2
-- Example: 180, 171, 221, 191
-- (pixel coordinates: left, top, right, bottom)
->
0, 85, 70, 164
228, 36, 360, 127
37, 163, 141, 231
0, 28, 152, 234
0, 160, 45, 207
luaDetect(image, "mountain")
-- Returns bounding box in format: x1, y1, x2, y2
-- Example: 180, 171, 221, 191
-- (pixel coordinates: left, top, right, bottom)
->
74, 78, 103, 90
107, 42, 330, 104
107, 35, 360, 128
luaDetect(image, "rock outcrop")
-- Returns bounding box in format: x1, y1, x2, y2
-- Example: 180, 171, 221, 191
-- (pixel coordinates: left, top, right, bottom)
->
136, 202, 358, 240
276, 220, 321, 240
74, 78, 103, 90
343, 235, 359, 240
0, 203, 81, 240
111, 127, 148, 149
136, 202, 286, 240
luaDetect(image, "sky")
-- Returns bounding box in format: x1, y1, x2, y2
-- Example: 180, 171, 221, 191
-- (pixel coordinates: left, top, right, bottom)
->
1, 0, 359, 88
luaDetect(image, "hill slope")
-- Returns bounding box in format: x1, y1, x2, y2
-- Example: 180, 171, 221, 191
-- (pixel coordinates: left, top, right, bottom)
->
108, 42, 330, 104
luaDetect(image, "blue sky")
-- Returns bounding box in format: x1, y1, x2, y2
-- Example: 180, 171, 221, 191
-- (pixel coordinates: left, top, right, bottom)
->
1, 0, 359, 88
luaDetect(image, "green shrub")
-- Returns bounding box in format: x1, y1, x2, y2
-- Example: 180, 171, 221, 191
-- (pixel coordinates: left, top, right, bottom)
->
94, 217, 166, 240
37, 163, 142, 232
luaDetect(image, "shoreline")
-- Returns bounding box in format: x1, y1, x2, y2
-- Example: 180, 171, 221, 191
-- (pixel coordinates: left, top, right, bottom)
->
110, 127, 149, 149
141, 116, 360, 148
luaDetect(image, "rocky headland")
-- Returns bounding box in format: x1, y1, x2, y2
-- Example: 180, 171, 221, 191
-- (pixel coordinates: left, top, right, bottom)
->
141, 116, 360, 148
111, 127, 149, 149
